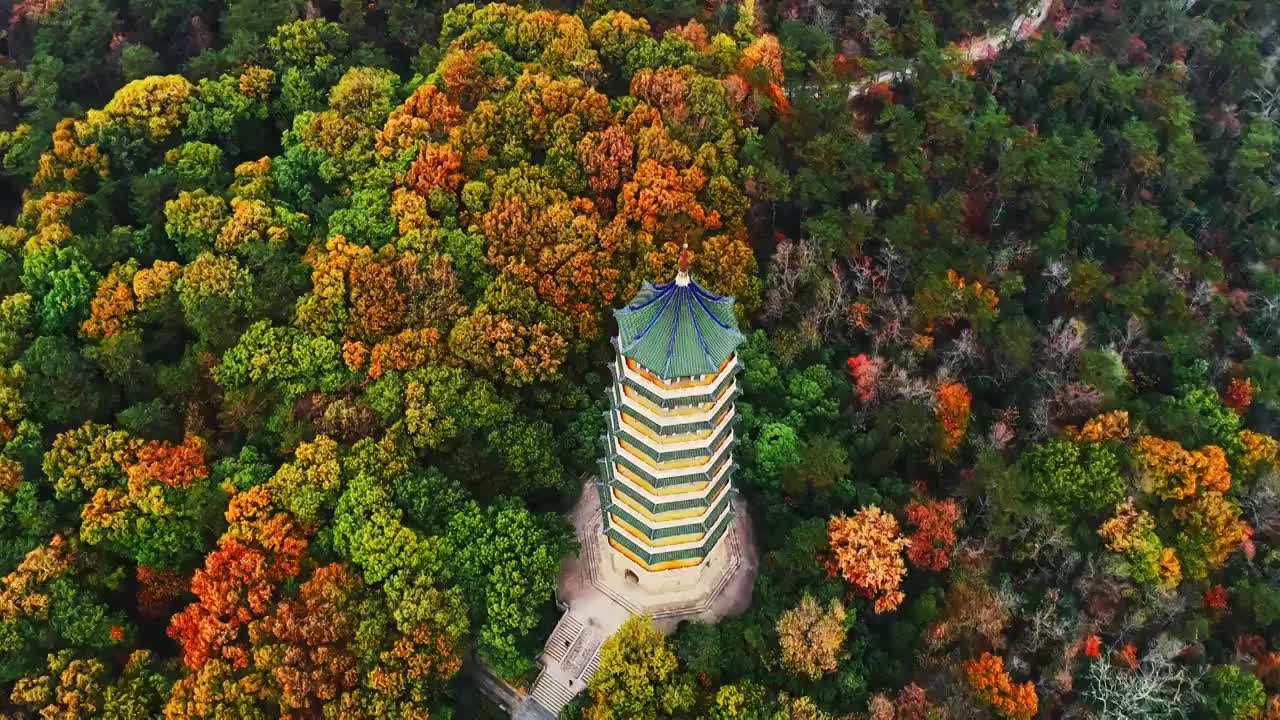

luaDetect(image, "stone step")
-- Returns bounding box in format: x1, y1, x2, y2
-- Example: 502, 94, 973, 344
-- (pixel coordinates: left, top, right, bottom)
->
530, 674, 579, 717
542, 614, 585, 663
578, 650, 602, 683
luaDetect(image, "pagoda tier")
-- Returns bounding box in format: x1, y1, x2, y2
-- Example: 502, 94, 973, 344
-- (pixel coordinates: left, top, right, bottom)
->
598, 265, 745, 572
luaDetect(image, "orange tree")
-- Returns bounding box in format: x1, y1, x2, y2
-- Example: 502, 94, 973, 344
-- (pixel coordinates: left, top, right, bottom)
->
826, 506, 910, 614
966, 652, 1038, 720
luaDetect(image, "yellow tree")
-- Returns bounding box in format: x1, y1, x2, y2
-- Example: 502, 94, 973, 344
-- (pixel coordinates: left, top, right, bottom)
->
585, 616, 695, 720
776, 594, 848, 679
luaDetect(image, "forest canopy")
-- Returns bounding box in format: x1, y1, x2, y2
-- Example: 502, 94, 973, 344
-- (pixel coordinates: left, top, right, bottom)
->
0, 0, 1277, 718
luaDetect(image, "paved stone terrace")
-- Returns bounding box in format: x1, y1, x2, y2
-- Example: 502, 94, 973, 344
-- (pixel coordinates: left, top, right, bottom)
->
513, 477, 758, 718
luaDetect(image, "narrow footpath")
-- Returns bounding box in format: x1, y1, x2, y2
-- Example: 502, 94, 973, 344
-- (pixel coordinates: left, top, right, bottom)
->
843, 0, 1057, 101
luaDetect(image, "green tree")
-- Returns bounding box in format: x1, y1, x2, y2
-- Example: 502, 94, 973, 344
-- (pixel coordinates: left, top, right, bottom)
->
673, 621, 728, 685
177, 253, 255, 349
20, 337, 109, 427
0, 538, 130, 684
1202, 665, 1265, 720
1019, 438, 1124, 523
446, 499, 573, 678
585, 616, 696, 720
333, 464, 440, 585
29, 0, 117, 117
215, 321, 347, 401
119, 45, 163, 81
392, 467, 469, 536
750, 422, 800, 491
707, 682, 770, 720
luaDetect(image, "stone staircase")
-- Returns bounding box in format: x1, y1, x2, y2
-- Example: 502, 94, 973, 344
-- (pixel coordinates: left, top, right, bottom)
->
526, 635, 603, 718
518, 478, 759, 720
578, 649, 602, 683
525, 611, 595, 718
529, 673, 580, 718
541, 614, 584, 663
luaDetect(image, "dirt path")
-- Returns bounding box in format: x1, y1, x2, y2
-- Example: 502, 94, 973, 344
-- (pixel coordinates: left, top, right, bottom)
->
846, 0, 1057, 101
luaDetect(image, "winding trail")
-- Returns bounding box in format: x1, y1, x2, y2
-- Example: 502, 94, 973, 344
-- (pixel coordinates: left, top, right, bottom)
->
843, 0, 1057, 101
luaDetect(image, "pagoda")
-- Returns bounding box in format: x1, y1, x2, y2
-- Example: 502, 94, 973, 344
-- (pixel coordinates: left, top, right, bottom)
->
598, 247, 745, 578
522, 250, 755, 715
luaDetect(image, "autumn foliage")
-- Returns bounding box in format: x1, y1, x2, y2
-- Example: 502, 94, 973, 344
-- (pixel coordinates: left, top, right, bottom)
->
776, 595, 848, 679
966, 652, 1038, 720
916, 270, 999, 328
136, 566, 188, 618
1225, 378, 1254, 415
904, 497, 962, 571
1239, 430, 1278, 477
1204, 585, 1229, 610
866, 684, 943, 720
1072, 410, 1132, 442
827, 507, 910, 613
1173, 491, 1248, 580
1, 0, 1278, 717
1134, 435, 1232, 500
166, 487, 308, 671
1083, 635, 1103, 659
847, 354, 884, 404
936, 382, 972, 454
1097, 498, 1183, 590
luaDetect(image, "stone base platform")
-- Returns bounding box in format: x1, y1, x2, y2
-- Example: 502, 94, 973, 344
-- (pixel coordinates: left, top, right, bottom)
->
587, 504, 746, 620
515, 476, 758, 719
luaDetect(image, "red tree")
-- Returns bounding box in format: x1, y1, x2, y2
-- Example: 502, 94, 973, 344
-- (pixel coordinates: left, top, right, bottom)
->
905, 497, 962, 571
248, 563, 363, 714
167, 487, 308, 670
136, 565, 188, 618
406, 143, 466, 199
1083, 635, 1103, 659
167, 541, 282, 670
847, 354, 884, 404
126, 435, 208, 489
1225, 378, 1254, 415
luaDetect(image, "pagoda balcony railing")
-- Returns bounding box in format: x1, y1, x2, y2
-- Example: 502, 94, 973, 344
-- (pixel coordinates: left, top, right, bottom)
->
609, 338, 736, 391
606, 410, 737, 463
603, 459, 735, 508
607, 433, 734, 484
617, 380, 737, 423
603, 489, 733, 541
609, 355, 740, 408
612, 403, 736, 445
610, 369, 737, 417
608, 383, 741, 436
614, 431, 736, 471
604, 473, 733, 522
611, 402, 736, 445
610, 412, 739, 458
604, 509, 735, 566
598, 463, 735, 514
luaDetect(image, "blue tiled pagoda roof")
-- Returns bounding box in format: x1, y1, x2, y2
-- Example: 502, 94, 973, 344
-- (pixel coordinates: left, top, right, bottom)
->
614, 277, 745, 380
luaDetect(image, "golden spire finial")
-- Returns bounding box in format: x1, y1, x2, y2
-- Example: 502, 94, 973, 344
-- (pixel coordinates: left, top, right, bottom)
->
675, 243, 692, 286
